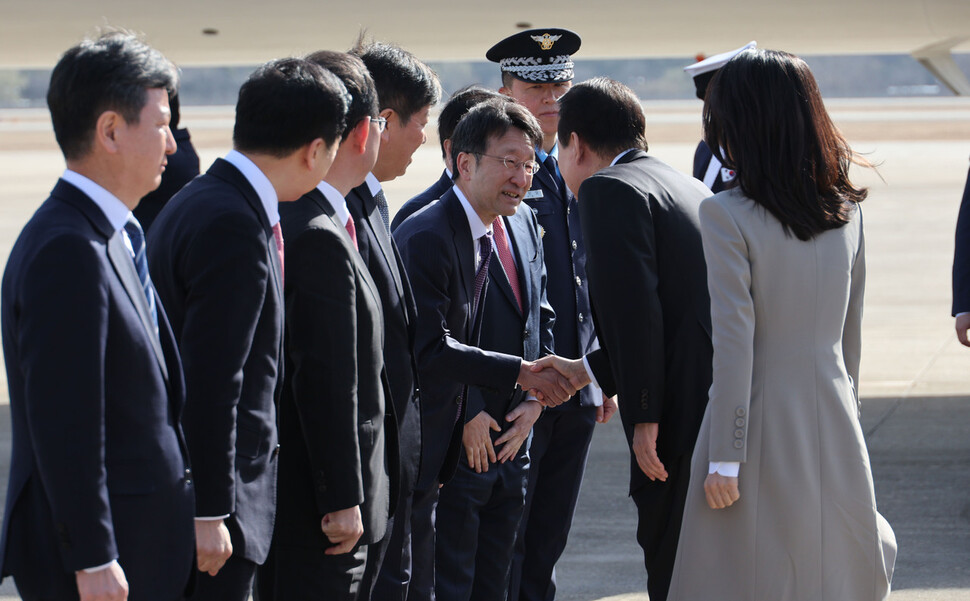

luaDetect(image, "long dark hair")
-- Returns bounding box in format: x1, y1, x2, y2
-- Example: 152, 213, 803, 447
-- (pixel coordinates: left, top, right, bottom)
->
703, 48, 868, 240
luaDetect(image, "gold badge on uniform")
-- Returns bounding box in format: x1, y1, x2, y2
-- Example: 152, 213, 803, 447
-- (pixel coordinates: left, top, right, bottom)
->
531, 33, 561, 50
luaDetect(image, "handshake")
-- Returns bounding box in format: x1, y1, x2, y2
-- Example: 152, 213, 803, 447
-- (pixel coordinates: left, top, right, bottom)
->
517, 355, 592, 407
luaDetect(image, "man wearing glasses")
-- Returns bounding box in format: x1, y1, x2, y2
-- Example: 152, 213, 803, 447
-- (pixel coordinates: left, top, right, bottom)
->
395, 99, 577, 601
487, 28, 611, 601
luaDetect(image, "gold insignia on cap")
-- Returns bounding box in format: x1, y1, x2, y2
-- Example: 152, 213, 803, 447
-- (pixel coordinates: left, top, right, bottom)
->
531, 33, 562, 51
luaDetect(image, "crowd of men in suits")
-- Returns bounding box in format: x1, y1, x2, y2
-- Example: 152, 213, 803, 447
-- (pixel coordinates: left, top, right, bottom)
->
0, 25, 748, 601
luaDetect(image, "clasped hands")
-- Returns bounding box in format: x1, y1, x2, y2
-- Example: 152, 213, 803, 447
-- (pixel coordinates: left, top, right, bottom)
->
517, 355, 591, 407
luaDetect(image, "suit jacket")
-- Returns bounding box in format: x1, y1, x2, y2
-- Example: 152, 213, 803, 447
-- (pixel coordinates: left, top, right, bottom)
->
523, 155, 598, 409
346, 182, 423, 494
465, 208, 555, 430
0, 180, 195, 599
394, 189, 523, 489
952, 165, 970, 315
579, 150, 713, 493
390, 169, 452, 232
275, 189, 399, 549
147, 158, 281, 563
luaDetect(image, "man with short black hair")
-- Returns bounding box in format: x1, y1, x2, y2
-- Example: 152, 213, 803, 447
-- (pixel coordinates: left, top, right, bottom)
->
268, 49, 399, 601
391, 86, 507, 231
0, 32, 195, 601
346, 40, 441, 601
396, 99, 576, 601
554, 77, 713, 601
487, 29, 607, 601
147, 58, 348, 601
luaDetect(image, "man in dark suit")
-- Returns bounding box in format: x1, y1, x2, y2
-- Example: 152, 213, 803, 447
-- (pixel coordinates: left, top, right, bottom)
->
134, 93, 201, 233
953, 161, 970, 345
682, 42, 756, 193
553, 78, 713, 601
147, 59, 348, 601
391, 86, 505, 231
486, 29, 608, 601
268, 50, 399, 601
345, 40, 440, 601
395, 99, 576, 601
0, 33, 194, 601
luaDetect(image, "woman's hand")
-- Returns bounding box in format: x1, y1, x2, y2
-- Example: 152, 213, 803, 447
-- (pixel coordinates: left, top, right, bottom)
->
704, 473, 740, 509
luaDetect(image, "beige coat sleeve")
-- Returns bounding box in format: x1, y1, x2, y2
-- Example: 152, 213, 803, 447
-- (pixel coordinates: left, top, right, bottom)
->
699, 196, 754, 463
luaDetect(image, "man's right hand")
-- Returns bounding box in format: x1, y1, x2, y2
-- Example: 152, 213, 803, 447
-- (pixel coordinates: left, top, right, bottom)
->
76, 561, 128, 601
195, 519, 233, 576
517, 359, 577, 407
956, 313, 970, 347
463, 410, 500, 473
321, 505, 364, 555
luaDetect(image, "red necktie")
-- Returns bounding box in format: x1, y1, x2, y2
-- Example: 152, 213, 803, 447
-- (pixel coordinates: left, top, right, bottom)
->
272, 222, 285, 284
346, 215, 359, 251
492, 217, 523, 311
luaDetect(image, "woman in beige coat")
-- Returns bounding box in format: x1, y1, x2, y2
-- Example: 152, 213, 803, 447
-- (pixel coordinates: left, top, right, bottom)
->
667, 49, 896, 601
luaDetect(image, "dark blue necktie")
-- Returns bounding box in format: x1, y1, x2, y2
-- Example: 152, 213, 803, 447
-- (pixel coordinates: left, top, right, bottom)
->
124, 216, 158, 333
543, 154, 562, 195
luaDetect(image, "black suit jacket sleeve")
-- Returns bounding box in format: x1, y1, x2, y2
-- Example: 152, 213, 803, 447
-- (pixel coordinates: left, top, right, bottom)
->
579, 175, 665, 424
953, 166, 970, 315
16, 233, 118, 569
178, 211, 271, 517
397, 228, 521, 392
285, 226, 365, 514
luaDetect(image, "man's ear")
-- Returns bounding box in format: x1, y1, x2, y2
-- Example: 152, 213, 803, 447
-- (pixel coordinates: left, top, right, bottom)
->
442, 138, 453, 170
499, 86, 512, 96
379, 108, 394, 143
95, 111, 122, 154
569, 132, 587, 164
456, 151, 476, 181
305, 137, 328, 169
353, 118, 371, 154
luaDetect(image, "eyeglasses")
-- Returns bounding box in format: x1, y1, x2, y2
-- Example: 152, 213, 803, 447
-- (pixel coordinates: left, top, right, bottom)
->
371, 116, 387, 132
477, 153, 540, 175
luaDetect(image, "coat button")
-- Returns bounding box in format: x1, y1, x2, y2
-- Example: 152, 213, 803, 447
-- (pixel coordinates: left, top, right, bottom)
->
733, 440, 744, 449
575, 276, 582, 287
578, 313, 585, 323
524, 329, 530, 338
734, 429, 744, 438
735, 418, 745, 427
735, 407, 746, 417
571, 240, 578, 250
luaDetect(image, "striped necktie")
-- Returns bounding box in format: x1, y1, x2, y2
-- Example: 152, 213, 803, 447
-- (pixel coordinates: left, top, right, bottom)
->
374, 188, 391, 233
492, 217, 522, 311
123, 216, 158, 332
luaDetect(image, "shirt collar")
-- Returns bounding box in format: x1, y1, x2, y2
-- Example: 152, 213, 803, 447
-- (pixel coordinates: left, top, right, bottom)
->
61, 169, 131, 233
316, 181, 351, 226
535, 142, 559, 163
224, 150, 280, 225
453, 185, 491, 240
610, 148, 639, 166
364, 172, 382, 197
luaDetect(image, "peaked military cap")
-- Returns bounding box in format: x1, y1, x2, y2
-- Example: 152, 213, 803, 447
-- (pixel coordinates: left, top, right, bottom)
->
684, 41, 757, 100
486, 28, 581, 83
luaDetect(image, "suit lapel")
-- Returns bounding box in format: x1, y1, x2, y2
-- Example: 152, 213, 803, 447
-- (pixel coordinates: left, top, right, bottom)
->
355, 183, 406, 301
443, 192, 476, 339
534, 161, 563, 201
55, 180, 170, 381
107, 231, 169, 381
507, 213, 536, 317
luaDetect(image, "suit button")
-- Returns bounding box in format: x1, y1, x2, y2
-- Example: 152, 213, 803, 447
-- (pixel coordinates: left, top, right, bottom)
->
571, 240, 578, 250
575, 276, 582, 287
524, 329, 530, 337
578, 313, 585, 323
185, 468, 192, 477
733, 440, 744, 449
185, 478, 193, 486
735, 418, 745, 427
734, 429, 744, 438
735, 407, 746, 417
